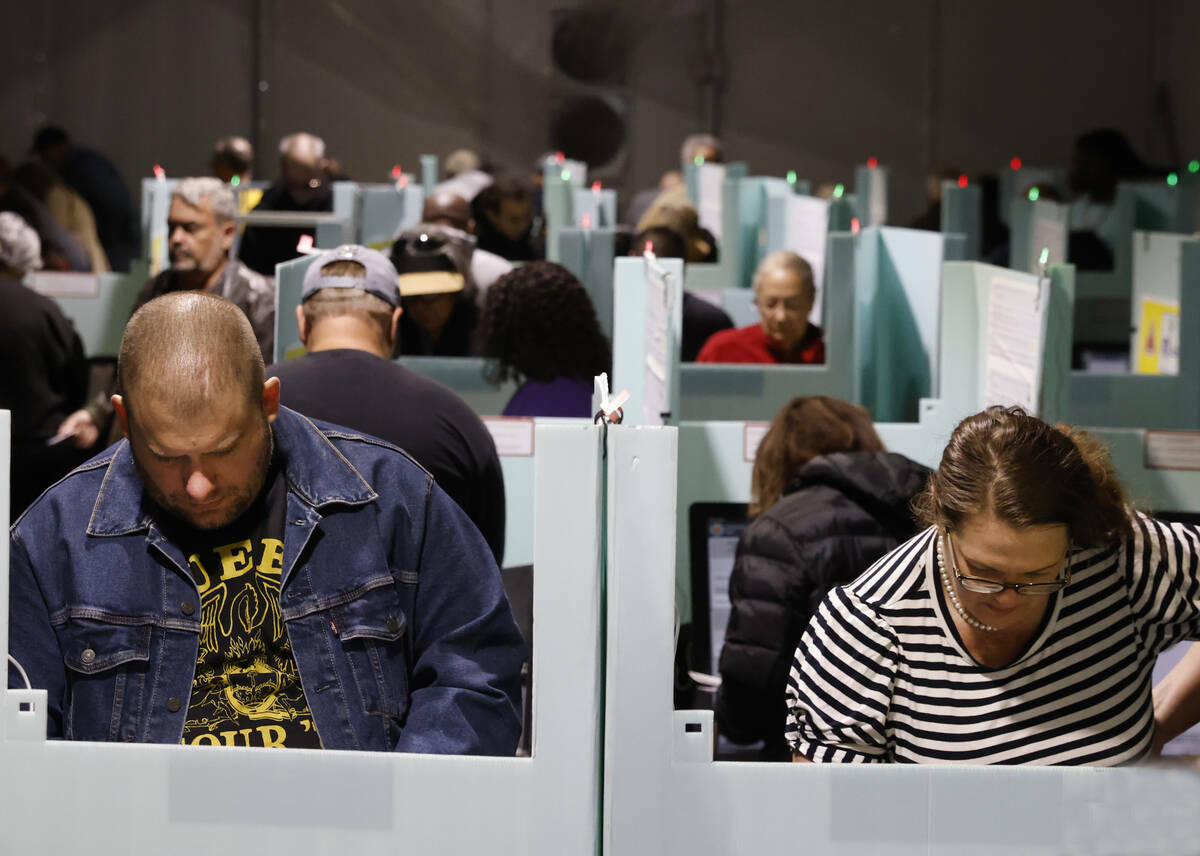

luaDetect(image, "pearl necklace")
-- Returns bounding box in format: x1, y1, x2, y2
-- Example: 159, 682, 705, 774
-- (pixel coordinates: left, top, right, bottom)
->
937, 535, 998, 633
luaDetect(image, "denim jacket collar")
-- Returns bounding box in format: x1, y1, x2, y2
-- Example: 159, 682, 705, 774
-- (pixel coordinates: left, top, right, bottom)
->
86, 406, 378, 537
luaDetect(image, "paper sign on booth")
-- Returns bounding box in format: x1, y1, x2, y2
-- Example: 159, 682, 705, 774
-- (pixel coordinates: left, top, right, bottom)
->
984, 275, 1046, 413
482, 417, 534, 457
1135, 299, 1180, 376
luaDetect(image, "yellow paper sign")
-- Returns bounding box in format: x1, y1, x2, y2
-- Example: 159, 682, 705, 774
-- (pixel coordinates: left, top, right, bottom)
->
1135, 299, 1180, 375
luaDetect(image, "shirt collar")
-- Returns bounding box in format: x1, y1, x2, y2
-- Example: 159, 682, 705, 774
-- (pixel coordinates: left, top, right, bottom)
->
86, 407, 377, 537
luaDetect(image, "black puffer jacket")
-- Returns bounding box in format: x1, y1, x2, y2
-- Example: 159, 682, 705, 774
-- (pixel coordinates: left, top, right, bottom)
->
715, 451, 930, 760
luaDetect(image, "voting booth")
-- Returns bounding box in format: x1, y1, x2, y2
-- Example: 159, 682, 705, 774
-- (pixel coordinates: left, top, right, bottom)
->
28, 265, 151, 358
1068, 233, 1200, 429
600, 421, 1200, 856
0, 413, 605, 854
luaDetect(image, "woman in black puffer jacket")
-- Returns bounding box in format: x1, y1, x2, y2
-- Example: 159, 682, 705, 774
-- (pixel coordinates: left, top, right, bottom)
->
715, 396, 930, 761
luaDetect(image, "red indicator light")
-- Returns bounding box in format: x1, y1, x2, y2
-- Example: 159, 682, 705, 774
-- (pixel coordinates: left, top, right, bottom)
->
581, 213, 591, 229
957, 174, 969, 188
643, 240, 655, 256
851, 217, 861, 234
592, 181, 602, 192
392, 164, 402, 179
555, 151, 565, 163
1010, 158, 1022, 170
153, 164, 165, 179
866, 157, 878, 169
297, 234, 314, 253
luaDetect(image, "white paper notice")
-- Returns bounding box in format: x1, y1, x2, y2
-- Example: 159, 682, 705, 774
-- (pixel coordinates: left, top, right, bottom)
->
1029, 203, 1068, 271
868, 168, 887, 226
743, 422, 769, 462
784, 195, 830, 323
643, 261, 671, 426
482, 417, 535, 457
30, 272, 100, 298
1145, 431, 1200, 471
984, 275, 1046, 413
697, 163, 727, 242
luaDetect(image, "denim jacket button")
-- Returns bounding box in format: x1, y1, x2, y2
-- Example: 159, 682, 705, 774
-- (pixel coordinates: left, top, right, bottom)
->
167, 697, 182, 713
80, 648, 95, 665
181, 601, 195, 616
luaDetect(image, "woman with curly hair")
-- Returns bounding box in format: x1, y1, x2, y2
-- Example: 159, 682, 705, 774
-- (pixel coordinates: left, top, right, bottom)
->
477, 261, 610, 418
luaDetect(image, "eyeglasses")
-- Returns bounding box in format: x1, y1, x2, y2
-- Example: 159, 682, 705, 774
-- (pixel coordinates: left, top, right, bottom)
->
945, 533, 1071, 596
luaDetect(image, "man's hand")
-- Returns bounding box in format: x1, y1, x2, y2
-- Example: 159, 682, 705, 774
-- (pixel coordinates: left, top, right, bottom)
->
55, 409, 99, 449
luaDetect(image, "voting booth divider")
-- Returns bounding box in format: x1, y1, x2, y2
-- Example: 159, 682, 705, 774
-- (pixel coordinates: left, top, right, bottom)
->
1073, 180, 1196, 350
939, 180, 983, 261
29, 264, 150, 358
1009, 196, 1070, 275
1068, 234, 1200, 429
0, 413, 604, 854
997, 164, 1065, 226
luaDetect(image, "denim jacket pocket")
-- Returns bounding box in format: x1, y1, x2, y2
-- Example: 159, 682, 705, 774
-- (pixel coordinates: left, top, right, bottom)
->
58, 617, 153, 742
331, 584, 411, 736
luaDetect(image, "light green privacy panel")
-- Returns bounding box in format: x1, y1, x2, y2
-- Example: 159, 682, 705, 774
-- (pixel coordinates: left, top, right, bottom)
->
543, 159, 586, 263
273, 253, 319, 362
854, 162, 888, 226
998, 164, 1065, 225
1009, 197, 1069, 274
683, 162, 749, 292
854, 227, 949, 422
570, 186, 617, 228
420, 154, 438, 195
357, 183, 425, 249
1129, 230, 1191, 359
735, 176, 793, 288
0, 417, 606, 855
677, 232, 856, 422
401, 357, 518, 416
140, 176, 178, 273
940, 181, 982, 260
30, 264, 149, 358
559, 227, 618, 339
611, 256, 684, 426
1068, 237, 1200, 429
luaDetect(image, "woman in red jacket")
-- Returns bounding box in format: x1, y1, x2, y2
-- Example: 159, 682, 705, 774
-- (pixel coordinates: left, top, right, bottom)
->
696, 251, 824, 364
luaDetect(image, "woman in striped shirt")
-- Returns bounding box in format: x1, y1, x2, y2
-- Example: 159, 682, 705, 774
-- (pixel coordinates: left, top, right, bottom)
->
786, 406, 1200, 765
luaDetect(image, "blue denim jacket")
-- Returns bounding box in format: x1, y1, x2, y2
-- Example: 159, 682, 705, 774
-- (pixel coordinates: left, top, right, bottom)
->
8, 407, 523, 754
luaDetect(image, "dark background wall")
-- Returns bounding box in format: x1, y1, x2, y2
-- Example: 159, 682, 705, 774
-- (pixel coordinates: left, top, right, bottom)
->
3, 0, 1197, 224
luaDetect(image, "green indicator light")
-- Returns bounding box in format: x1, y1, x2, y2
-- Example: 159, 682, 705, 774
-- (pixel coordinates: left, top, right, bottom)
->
1039, 247, 1050, 266
694, 155, 705, 166
786, 170, 797, 185
1167, 172, 1179, 187
1189, 160, 1200, 174
230, 175, 241, 187
833, 183, 845, 198
1028, 187, 1040, 202
561, 169, 570, 181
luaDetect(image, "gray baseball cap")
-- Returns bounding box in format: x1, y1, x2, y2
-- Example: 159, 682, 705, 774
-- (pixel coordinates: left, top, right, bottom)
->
301, 244, 400, 306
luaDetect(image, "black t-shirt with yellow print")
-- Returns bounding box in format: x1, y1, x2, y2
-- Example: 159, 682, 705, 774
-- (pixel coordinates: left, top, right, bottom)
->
174, 458, 322, 749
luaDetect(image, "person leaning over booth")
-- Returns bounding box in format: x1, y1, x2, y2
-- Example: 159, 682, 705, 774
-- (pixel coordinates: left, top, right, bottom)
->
786, 406, 1200, 765
696, 251, 824, 365
8, 291, 524, 753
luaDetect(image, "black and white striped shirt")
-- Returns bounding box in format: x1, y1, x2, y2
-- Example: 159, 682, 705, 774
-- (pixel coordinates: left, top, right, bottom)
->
785, 515, 1200, 764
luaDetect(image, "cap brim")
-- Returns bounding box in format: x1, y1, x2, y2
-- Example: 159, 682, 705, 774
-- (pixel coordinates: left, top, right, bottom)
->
398, 271, 464, 296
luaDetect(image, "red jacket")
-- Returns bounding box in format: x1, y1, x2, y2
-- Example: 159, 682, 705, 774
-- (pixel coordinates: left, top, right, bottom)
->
696, 322, 825, 365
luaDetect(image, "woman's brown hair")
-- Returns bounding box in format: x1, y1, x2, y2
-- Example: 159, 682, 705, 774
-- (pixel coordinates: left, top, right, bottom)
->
912, 406, 1132, 546
750, 396, 885, 516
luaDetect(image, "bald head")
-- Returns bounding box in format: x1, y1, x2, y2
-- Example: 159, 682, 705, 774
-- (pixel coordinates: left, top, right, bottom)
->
422, 191, 472, 232
118, 291, 265, 418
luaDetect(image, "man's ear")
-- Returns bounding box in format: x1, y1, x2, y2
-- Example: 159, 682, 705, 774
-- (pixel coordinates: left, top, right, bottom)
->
262, 377, 281, 424
112, 395, 129, 439
219, 217, 237, 253
296, 304, 309, 345
390, 306, 403, 343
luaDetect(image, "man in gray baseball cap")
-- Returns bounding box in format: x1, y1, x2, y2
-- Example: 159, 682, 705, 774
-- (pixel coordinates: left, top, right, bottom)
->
270, 243, 507, 562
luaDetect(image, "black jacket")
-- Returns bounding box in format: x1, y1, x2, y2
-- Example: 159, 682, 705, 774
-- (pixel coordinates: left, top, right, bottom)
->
715, 451, 930, 760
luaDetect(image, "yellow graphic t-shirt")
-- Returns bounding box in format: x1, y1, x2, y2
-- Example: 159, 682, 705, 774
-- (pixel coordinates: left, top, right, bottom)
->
178, 462, 321, 749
